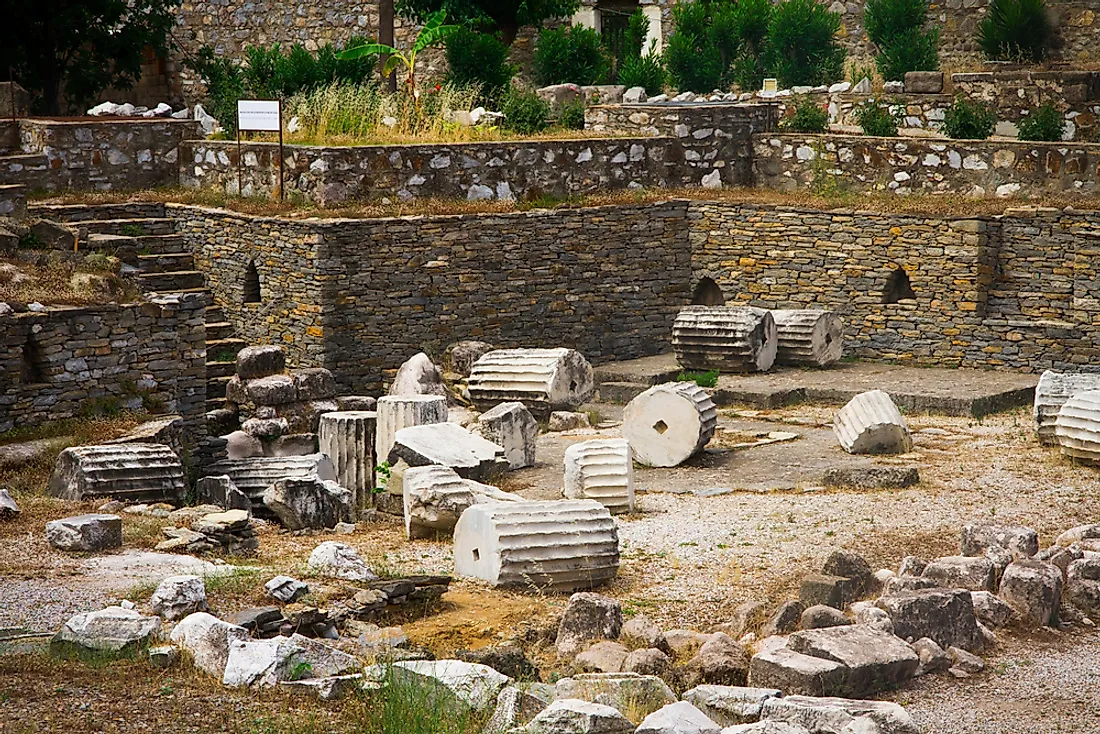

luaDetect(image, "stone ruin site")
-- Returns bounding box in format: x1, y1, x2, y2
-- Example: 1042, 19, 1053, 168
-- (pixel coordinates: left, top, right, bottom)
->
3, 0, 1100, 732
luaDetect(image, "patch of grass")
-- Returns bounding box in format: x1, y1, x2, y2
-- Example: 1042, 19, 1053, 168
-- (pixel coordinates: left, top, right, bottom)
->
210, 348, 239, 363
119, 224, 148, 237
677, 369, 720, 388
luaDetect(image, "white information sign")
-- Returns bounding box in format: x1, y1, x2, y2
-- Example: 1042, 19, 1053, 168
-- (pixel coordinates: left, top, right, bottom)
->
762, 78, 778, 93
237, 100, 281, 132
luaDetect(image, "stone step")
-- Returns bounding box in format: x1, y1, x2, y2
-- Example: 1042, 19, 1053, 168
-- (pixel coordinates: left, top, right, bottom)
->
137, 252, 194, 273
136, 270, 206, 292
28, 202, 167, 222
205, 397, 228, 412
133, 234, 187, 255
79, 217, 175, 236
207, 338, 247, 363
207, 375, 231, 399
595, 381, 650, 405
0, 183, 26, 218
206, 304, 226, 322
206, 321, 235, 341
206, 360, 236, 379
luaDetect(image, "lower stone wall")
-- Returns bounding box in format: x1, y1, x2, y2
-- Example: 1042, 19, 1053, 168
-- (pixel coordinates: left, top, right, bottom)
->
953, 70, 1100, 140
0, 293, 209, 434
753, 133, 1100, 198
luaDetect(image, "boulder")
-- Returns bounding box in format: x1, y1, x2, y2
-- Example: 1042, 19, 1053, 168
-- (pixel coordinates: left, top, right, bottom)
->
549, 411, 592, 432
243, 417, 288, 440
389, 352, 449, 399
294, 368, 338, 401
998, 559, 1063, 627
388, 659, 511, 713
715, 602, 769, 639
747, 647, 848, 697
875, 588, 985, 651
799, 574, 860, 609
46, 514, 122, 552
721, 723, 811, 734
245, 375, 298, 406
445, 340, 495, 377
536, 83, 583, 115
680, 632, 750, 687
225, 430, 264, 459
800, 605, 851, 630
457, 644, 539, 680
759, 696, 919, 734
922, 555, 996, 591
170, 612, 250, 678
665, 629, 711, 660
970, 590, 1015, 628
681, 685, 782, 727
555, 672, 676, 719
821, 549, 874, 597
575, 640, 630, 673
287, 633, 361, 676
389, 422, 509, 483
52, 606, 160, 656
262, 475, 354, 530
195, 475, 252, 512
636, 701, 721, 734
0, 487, 20, 518
883, 575, 940, 594
524, 698, 634, 734
833, 390, 912, 454
474, 401, 538, 469
961, 523, 1039, 558
620, 615, 669, 653
904, 71, 944, 94
223, 637, 303, 687
1056, 524, 1100, 546
484, 685, 547, 733
307, 541, 378, 582
236, 345, 286, 380
557, 593, 623, 658
1066, 557, 1100, 616
265, 575, 310, 603
149, 575, 208, 621
786, 625, 919, 697
762, 600, 805, 636
911, 637, 951, 675
624, 648, 672, 676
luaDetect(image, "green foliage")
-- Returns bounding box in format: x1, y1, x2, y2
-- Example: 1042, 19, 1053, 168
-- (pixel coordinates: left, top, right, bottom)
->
374, 461, 392, 494
864, 0, 938, 80
623, 9, 651, 60
445, 28, 516, 102
0, 0, 181, 114
501, 88, 550, 134
82, 253, 118, 272
942, 96, 997, 139
677, 369, 720, 388
18, 232, 43, 250
729, 0, 773, 89
1017, 103, 1065, 141
854, 98, 901, 136
782, 97, 829, 132
664, 1, 735, 92
534, 26, 611, 86
120, 224, 148, 237
762, 0, 846, 87
559, 100, 586, 130
978, 0, 1052, 62
618, 46, 667, 95
397, 0, 580, 46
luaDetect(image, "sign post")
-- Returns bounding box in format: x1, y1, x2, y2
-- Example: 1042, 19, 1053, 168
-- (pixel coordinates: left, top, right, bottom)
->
237, 99, 284, 201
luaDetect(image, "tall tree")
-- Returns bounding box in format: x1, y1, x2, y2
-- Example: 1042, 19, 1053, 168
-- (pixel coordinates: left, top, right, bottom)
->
0, 0, 181, 114
397, 0, 580, 46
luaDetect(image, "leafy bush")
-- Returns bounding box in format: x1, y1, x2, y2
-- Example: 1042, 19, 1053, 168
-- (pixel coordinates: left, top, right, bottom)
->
501, 88, 550, 134
762, 0, 846, 87
854, 98, 900, 136
729, 0, 772, 89
445, 28, 516, 102
664, 1, 735, 92
1017, 103, 1065, 141
186, 48, 247, 135
942, 96, 996, 139
618, 45, 667, 94
559, 99, 586, 130
864, 0, 938, 81
677, 370, 720, 388
534, 25, 610, 86
978, 0, 1051, 62
782, 97, 829, 132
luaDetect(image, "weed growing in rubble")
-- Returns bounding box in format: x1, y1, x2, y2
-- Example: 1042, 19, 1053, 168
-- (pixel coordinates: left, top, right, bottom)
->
677, 369, 720, 388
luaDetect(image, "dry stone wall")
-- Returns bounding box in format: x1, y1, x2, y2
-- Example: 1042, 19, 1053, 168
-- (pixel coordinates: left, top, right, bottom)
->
0, 293, 209, 434
952, 70, 1100, 140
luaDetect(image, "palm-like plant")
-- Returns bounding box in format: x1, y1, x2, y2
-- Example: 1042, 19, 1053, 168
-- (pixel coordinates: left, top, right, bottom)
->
338, 9, 458, 102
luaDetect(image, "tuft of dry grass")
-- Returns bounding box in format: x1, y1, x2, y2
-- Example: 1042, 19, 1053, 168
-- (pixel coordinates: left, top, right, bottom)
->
0, 256, 141, 306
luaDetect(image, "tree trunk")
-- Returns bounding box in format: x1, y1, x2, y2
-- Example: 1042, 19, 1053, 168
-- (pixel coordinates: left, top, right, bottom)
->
379, 0, 397, 93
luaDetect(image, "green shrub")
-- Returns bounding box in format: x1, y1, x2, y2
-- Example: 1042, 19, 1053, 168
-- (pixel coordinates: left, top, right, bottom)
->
664, 1, 731, 92
729, 0, 772, 89
864, 0, 938, 81
762, 0, 846, 87
618, 45, 666, 94
185, 47, 247, 134
559, 99, 586, 130
445, 28, 516, 102
501, 88, 550, 134
942, 96, 996, 139
604, 9, 651, 79
534, 26, 610, 86
677, 369, 720, 388
854, 98, 901, 136
978, 0, 1051, 62
782, 96, 829, 132
1017, 103, 1065, 141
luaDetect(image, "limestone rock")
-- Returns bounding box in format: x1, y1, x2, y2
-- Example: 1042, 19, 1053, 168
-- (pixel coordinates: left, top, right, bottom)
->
0, 487, 20, 518
52, 606, 160, 655
337, 395, 377, 411
898, 556, 927, 577
970, 590, 1014, 628
636, 701, 721, 734
318, 410, 376, 514
246, 375, 299, 406
287, 632, 361, 676
294, 368, 338, 401
786, 625, 919, 697
822, 466, 919, 489
563, 438, 635, 514
374, 395, 448, 469
672, 306, 778, 372
624, 86, 647, 104
998, 559, 1063, 627
721, 722, 811, 733
403, 464, 519, 539
904, 70, 944, 94
307, 541, 378, 582
575, 640, 630, 673
524, 698, 634, 734
389, 352, 449, 399
623, 382, 717, 468
266, 575, 309, 603
800, 605, 851, 630
390, 422, 509, 482
799, 574, 860, 609
557, 592, 623, 658
555, 672, 676, 719
548, 411, 592, 432
821, 549, 875, 597
762, 600, 805, 636
170, 612, 250, 678
457, 644, 539, 680
715, 602, 768, 639
665, 630, 711, 660
833, 391, 912, 454
947, 646, 984, 674
536, 83, 583, 114
225, 430, 263, 459
243, 417, 288, 440
771, 310, 843, 367
467, 348, 595, 417
682, 685, 782, 727
389, 659, 511, 713
747, 647, 847, 697
922, 555, 996, 591
223, 636, 303, 687
475, 402, 538, 469
204, 454, 337, 513
759, 696, 920, 734
875, 588, 985, 651
454, 500, 619, 592
961, 523, 1039, 558
263, 475, 354, 530
149, 645, 180, 669
1033, 371, 1100, 445
195, 475, 251, 512
1066, 557, 1100, 616
46, 513, 122, 552
48, 443, 186, 504
484, 685, 547, 733
680, 632, 750, 687
1054, 390, 1100, 465
150, 575, 208, 621
620, 615, 669, 652
236, 345, 286, 380
624, 647, 672, 676
445, 340, 495, 377
281, 674, 365, 701
911, 637, 951, 675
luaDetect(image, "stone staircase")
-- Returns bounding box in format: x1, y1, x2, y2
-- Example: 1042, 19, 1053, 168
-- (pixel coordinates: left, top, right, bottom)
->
27, 201, 246, 413
0, 119, 46, 195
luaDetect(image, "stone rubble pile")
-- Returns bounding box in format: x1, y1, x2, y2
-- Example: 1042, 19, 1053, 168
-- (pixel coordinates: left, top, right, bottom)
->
156, 507, 259, 555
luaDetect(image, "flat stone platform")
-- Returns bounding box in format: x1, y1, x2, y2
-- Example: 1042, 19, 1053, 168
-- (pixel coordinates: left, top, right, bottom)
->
594, 353, 1038, 417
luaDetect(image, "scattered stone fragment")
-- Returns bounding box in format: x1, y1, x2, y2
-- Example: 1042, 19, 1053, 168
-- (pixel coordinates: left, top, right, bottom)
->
388, 659, 511, 713
922, 555, 997, 591
672, 306, 778, 372
555, 672, 676, 719
1066, 557, 1100, 617
263, 474, 354, 530
475, 402, 538, 469
281, 674, 366, 701
389, 352, 449, 398
445, 340, 495, 377
911, 637, 951, 675
575, 641, 630, 673
46, 514, 122, 552
850, 602, 894, 634
223, 636, 303, 687
759, 696, 920, 734
620, 615, 670, 653
548, 411, 592, 432
52, 606, 160, 656
947, 646, 984, 674
288, 632, 361, 676
799, 574, 860, 610
557, 592, 623, 659
467, 348, 595, 417
307, 541, 378, 582
970, 590, 1015, 628
389, 422, 509, 483
150, 575, 208, 621
403, 464, 519, 539
524, 698, 634, 734
898, 556, 928, 577
883, 575, 940, 594
721, 723, 811, 734
682, 685, 782, 727
821, 466, 919, 490
236, 345, 286, 380
195, 475, 251, 512
680, 632, 750, 687
747, 646, 848, 697
636, 701, 722, 734
231, 607, 284, 635
833, 390, 913, 455
563, 438, 635, 514
762, 601, 805, 636
822, 549, 875, 597
374, 394, 449, 470
149, 645, 179, 669
0, 487, 20, 518
170, 612, 250, 678
998, 559, 1063, 627
800, 605, 851, 630
204, 454, 339, 513
961, 523, 1039, 558
623, 382, 717, 468
875, 588, 984, 652
624, 647, 672, 676
294, 368, 338, 401
786, 625, 919, 697
484, 685, 547, 733
265, 575, 310, 603
665, 630, 711, 660
48, 443, 186, 504
457, 644, 539, 680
